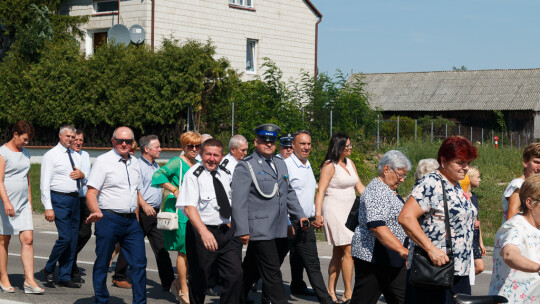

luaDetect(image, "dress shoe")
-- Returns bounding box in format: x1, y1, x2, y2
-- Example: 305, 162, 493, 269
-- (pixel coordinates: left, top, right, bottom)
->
0, 281, 15, 293
43, 268, 54, 285
290, 286, 315, 297
112, 279, 132, 289
57, 281, 81, 288
205, 287, 219, 296
72, 276, 85, 284
24, 281, 45, 294
261, 295, 272, 304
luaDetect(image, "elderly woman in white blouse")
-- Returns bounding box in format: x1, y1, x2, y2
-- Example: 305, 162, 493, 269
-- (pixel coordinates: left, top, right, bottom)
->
350, 150, 412, 304
489, 174, 540, 304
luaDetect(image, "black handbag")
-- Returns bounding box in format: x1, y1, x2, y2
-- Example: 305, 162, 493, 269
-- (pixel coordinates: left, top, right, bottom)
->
345, 196, 361, 232
409, 177, 455, 289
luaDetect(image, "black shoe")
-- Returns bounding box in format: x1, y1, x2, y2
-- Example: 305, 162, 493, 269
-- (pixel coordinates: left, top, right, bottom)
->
261, 295, 272, 304
205, 287, 219, 296
58, 281, 81, 288
43, 268, 54, 285
72, 276, 85, 284
290, 286, 316, 297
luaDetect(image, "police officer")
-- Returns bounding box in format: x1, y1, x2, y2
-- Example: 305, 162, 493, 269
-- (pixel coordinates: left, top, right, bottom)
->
276, 133, 293, 160
178, 138, 242, 304
232, 124, 308, 304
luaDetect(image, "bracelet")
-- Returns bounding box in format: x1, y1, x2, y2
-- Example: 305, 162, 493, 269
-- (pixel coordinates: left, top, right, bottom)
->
172, 187, 178, 193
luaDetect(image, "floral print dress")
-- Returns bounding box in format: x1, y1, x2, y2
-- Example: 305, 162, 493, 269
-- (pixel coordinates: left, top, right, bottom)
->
488, 214, 540, 304
407, 172, 477, 276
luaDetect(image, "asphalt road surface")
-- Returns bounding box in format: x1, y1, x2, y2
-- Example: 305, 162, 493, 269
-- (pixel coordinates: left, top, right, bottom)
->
1, 214, 494, 304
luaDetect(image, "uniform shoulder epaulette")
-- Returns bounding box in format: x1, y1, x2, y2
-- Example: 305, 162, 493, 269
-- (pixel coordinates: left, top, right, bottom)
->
221, 158, 229, 167
243, 156, 253, 161
219, 164, 231, 175
193, 165, 204, 177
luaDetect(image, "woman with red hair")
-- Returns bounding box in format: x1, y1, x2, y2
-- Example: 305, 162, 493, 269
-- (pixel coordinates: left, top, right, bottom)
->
398, 136, 478, 304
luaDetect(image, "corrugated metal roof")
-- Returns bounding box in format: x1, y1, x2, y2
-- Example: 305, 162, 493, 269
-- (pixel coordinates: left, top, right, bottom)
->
350, 68, 540, 112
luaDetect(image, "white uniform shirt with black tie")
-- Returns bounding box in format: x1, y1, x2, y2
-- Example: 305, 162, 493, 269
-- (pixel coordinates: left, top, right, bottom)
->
176, 163, 232, 226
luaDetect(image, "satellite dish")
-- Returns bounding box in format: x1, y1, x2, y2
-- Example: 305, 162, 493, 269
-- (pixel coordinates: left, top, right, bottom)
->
130, 25, 145, 45
108, 24, 130, 46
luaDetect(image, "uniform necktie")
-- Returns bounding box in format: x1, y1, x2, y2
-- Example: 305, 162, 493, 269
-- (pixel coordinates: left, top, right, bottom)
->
67, 149, 81, 190
266, 159, 276, 175
210, 171, 232, 219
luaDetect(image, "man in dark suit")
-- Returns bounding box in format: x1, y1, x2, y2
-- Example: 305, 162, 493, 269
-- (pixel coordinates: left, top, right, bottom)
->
232, 124, 308, 304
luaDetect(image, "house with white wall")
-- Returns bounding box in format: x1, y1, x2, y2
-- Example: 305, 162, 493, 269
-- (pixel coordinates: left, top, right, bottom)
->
60, 0, 322, 81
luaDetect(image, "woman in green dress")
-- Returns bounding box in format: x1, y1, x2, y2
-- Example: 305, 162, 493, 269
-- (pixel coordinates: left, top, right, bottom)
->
152, 131, 202, 304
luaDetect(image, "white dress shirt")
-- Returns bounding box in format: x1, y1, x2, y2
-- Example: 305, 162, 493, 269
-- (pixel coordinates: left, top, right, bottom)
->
40, 143, 85, 210
87, 149, 141, 213
220, 153, 238, 178
284, 153, 316, 218
78, 150, 91, 197
176, 163, 232, 226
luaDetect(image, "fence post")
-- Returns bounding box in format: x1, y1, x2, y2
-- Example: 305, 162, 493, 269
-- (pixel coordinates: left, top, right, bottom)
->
519, 133, 521, 148
415, 120, 417, 141
397, 116, 400, 146
458, 124, 461, 135
511, 132, 513, 149
481, 128, 484, 146
231, 102, 235, 136
377, 114, 380, 150
445, 124, 448, 138
330, 110, 333, 138
492, 130, 494, 145
431, 121, 434, 142
186, 105, 191, 131
470, 126, 472, 142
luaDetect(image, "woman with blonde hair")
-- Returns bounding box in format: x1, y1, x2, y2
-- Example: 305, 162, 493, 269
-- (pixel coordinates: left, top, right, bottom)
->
152, 131, 202, 304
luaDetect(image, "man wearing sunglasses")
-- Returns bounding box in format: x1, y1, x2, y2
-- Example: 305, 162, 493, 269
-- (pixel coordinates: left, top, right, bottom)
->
41, 125, 87, 288
85, 126, 147, 304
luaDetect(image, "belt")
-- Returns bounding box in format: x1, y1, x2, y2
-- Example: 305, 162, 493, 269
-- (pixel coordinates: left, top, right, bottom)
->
206, 223, 230, 230
51, 190, 79, 197
102, 209, 135, 218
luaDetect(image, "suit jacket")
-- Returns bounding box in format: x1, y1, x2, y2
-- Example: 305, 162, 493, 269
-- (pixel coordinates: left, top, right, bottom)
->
231, 151, 305, 241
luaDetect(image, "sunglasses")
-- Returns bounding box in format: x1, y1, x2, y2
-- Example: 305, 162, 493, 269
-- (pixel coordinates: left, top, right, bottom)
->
186, 144, 201, 150
114, 138, 134, 145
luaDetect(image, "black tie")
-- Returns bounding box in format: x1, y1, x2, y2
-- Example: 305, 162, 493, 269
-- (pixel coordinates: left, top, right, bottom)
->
266, 159, 276, 175
67, 149, 81, 190
210, 171, 232, 219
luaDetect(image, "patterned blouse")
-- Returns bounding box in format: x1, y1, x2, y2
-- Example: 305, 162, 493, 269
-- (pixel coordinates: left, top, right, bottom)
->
502, 178, 524, 223
407, 172, 477, 276
352, 178, 408, 267
489, 214, 540, 304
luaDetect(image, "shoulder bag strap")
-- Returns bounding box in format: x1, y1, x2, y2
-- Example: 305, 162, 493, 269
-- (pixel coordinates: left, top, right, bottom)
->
440, 178, 453, 255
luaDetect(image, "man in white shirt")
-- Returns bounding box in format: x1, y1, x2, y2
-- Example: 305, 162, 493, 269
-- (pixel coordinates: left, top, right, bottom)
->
86, 126, 147, 304
284, 130, 334, 304
195, 133, 213, 162
41, 125, 87, 288
220, 134, 248, 177
276, 133, 293, 160
178, 138, 242, 304
71, 129, 92, 283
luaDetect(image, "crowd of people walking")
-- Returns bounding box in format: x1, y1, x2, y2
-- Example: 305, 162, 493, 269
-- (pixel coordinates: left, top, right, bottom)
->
0, 120, 538, 304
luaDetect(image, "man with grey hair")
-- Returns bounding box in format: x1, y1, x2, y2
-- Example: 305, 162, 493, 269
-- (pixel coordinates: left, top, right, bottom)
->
41, 125, 87, 288
220, 134, 248, 177
196, 134, 213, 162
112, 135, 175, 291
86, 126, 147, 304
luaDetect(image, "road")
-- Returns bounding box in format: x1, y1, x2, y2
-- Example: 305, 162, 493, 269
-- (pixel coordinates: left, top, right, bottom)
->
1, 214, 494, 304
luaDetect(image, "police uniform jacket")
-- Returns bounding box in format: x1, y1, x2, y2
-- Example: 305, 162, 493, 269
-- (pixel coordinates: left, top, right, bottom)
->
231, 151, 305, 241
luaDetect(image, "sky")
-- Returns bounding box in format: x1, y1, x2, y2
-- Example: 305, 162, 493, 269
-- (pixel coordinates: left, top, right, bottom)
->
310, 0, 540, 75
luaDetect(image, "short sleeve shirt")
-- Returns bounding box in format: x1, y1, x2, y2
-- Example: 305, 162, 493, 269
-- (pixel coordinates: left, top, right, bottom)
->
352, 178, 408, 267
502, 178, 524, 223
488, 214, 540, 304
407, 172, 477, 276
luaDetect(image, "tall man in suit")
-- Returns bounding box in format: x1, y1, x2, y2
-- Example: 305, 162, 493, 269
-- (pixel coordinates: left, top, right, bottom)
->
232, 124, 308, 304
41, 125, 87, 288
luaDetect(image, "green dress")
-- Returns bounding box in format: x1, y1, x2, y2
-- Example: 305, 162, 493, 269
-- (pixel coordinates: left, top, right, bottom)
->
152, 157, 191, 253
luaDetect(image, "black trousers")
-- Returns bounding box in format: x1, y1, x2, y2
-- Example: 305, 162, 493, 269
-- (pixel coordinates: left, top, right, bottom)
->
350, 258, 406, 304
72, 197, 92, 275
185, 222, 243, 304
242, 238, 289, 304
404, 271, 471, 304
113, 208, 175, 289
289, 220, 334, 304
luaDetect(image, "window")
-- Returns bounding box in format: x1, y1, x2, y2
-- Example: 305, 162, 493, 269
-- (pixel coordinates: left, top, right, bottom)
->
246, 39, 257, 73
93, 0, 119, 14
229, 0, 252, 8
93, 32, 108, 53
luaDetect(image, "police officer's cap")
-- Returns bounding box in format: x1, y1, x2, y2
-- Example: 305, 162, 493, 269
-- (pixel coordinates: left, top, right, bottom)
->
279, 133, 293, 147
254, 124, 281, 142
